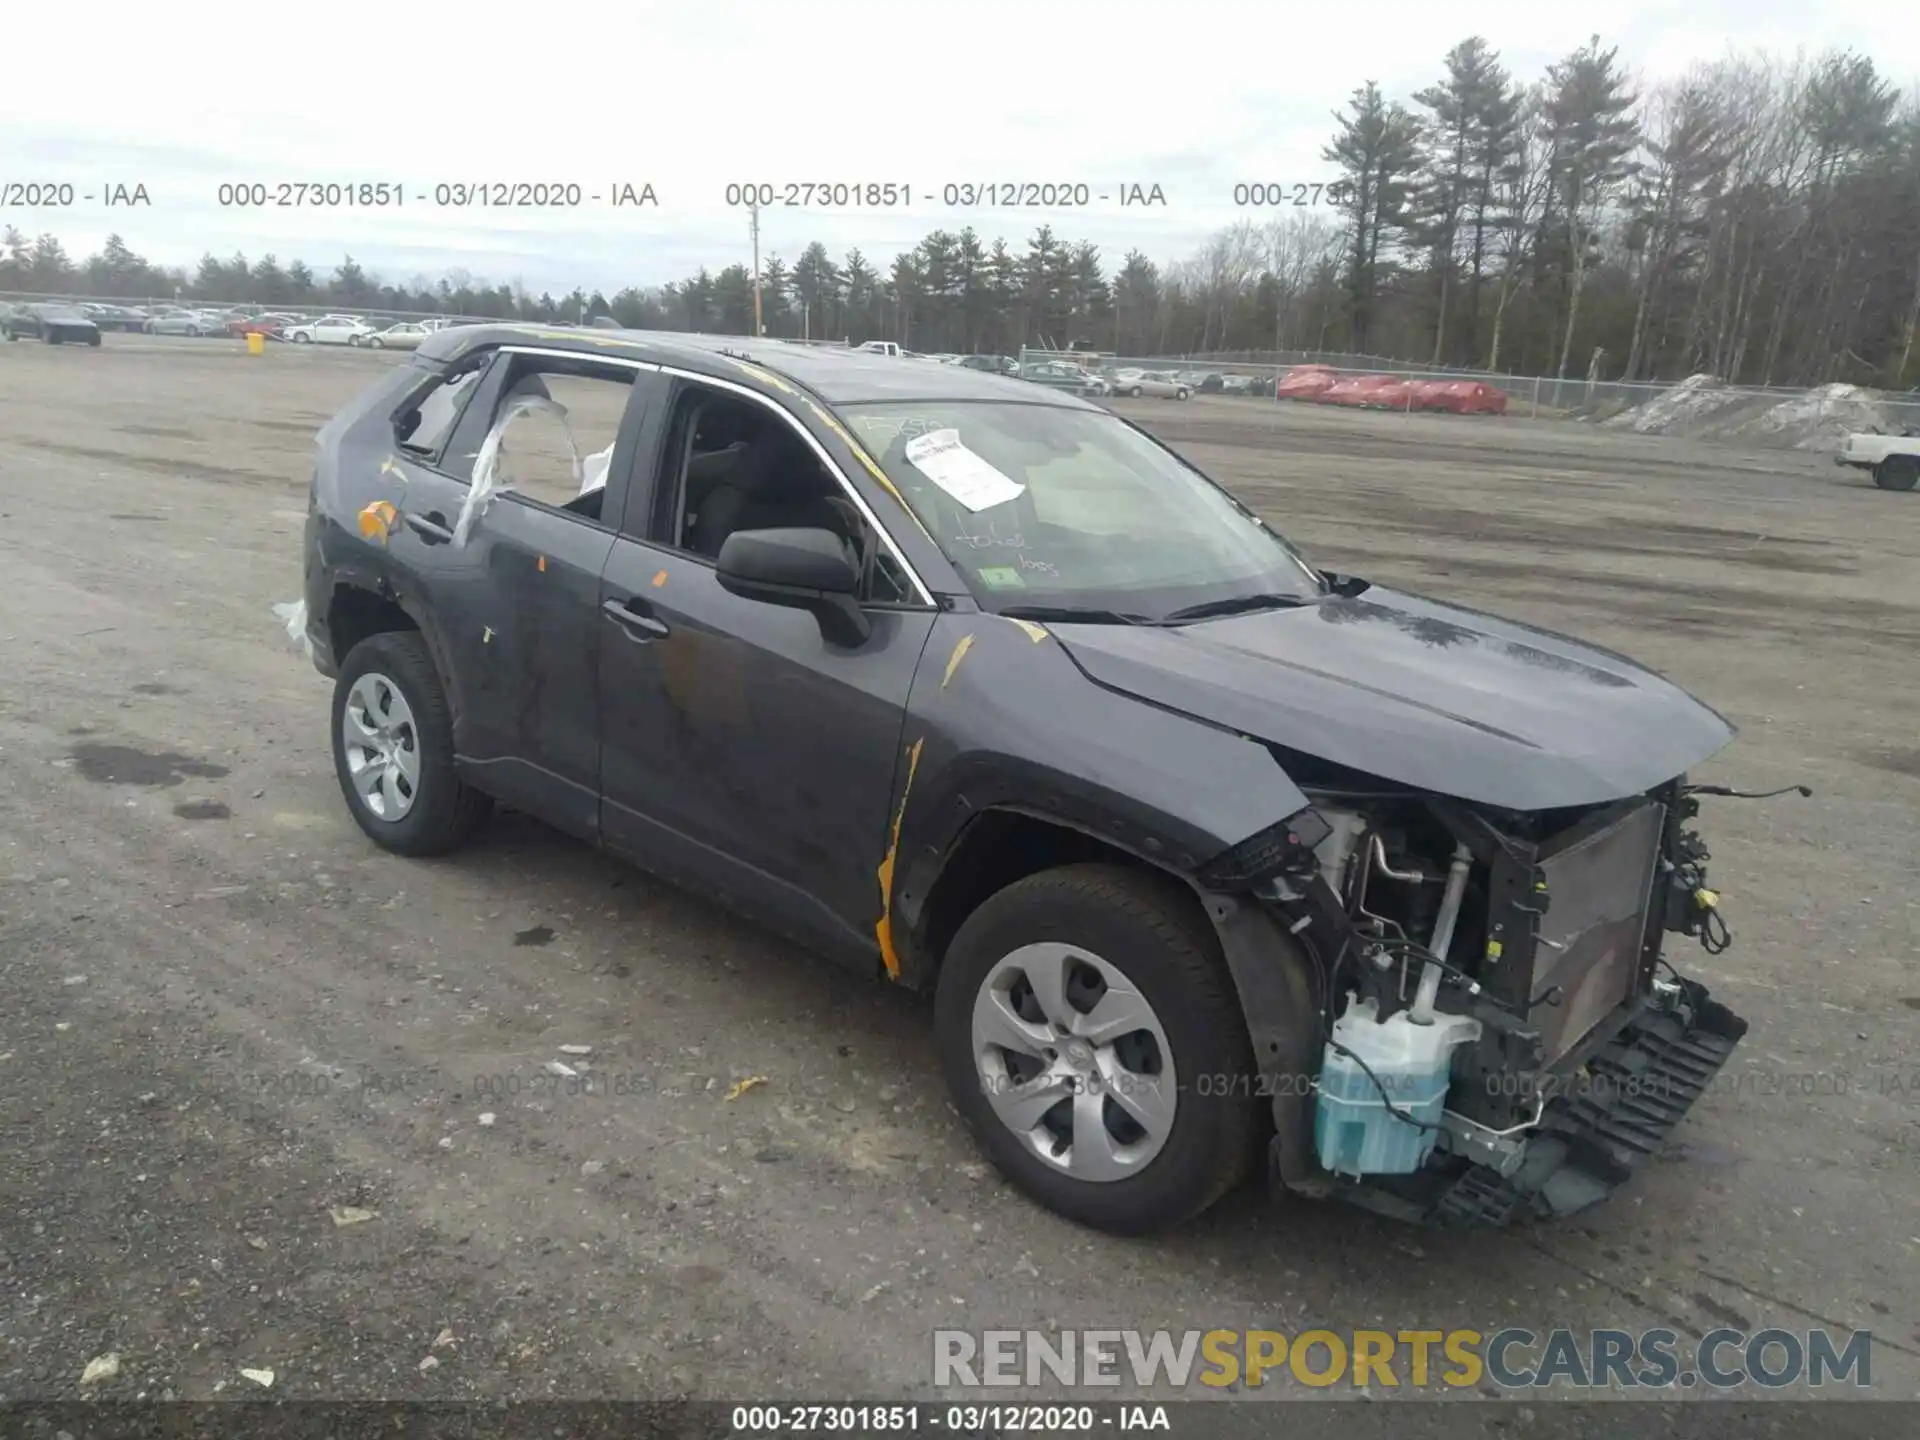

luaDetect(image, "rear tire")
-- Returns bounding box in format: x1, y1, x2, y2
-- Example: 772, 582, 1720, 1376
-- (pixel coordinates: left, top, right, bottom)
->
934, 863, 1261, 1235
331, 631, 491, 856
1874, 457, 1919, 492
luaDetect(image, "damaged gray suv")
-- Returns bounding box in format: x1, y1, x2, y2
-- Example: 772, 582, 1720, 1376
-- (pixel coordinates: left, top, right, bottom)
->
296, 325, 1755, 1234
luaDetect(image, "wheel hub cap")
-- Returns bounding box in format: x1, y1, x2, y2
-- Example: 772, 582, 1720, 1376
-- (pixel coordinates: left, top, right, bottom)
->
342, 672, 420, 821
970, 942, 1177, 1182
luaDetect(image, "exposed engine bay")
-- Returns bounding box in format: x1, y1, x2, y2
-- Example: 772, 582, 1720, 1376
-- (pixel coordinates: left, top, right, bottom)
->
1220, 773, 1795, 1226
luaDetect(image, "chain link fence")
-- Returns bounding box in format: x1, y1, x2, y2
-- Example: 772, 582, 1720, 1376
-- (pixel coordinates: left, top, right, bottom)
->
1016, 346, 1920, 443
10, 292, 1915, 441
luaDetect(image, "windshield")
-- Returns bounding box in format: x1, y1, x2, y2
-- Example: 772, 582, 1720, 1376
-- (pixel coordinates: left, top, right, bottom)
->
839, 401, 1323, 618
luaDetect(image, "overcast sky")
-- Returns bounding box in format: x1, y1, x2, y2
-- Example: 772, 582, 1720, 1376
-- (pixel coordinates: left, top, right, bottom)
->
4, 1, 1913, 297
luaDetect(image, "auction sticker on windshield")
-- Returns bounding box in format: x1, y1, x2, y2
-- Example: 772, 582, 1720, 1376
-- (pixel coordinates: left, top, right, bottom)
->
904, 428, 1025, 511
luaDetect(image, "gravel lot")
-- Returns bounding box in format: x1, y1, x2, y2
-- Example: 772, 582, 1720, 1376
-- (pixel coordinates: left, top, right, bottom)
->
1, 336, 1916, 1410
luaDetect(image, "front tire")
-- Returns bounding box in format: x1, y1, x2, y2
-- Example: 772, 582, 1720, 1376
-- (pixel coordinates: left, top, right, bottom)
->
331, 631, 491, 856
1177, 388, 1190, 401
293, 332, 312, 344
1874, 457, 1919, 492
934, 863, 1260, 1235
369, 336, 384, 348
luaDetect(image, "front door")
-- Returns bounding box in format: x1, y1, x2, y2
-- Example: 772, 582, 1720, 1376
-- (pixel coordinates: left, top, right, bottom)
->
596, 376, 937, 966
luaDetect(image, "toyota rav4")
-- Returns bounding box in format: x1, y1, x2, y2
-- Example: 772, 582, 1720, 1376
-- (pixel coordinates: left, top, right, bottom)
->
291, 325, 1755, 1234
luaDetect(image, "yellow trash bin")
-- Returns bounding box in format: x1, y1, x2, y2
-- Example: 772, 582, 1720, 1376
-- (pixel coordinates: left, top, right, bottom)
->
245, 332, 265, 356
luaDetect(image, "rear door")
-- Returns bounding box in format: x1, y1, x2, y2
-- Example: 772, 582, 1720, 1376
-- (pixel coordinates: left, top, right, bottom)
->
383, 344, 666, 837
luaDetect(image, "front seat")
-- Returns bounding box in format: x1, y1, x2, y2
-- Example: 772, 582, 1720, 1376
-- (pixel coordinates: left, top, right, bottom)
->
688, 435, 854, 561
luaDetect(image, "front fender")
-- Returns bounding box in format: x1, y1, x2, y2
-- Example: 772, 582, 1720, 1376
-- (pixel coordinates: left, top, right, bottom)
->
883, 611, 1309, 982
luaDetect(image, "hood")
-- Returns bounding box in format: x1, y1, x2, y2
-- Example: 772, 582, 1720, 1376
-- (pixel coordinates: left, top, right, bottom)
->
1049, 585, 1736, 812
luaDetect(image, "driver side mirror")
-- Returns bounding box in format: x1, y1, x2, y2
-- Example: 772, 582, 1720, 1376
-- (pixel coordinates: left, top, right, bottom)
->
716, 527, 872, 647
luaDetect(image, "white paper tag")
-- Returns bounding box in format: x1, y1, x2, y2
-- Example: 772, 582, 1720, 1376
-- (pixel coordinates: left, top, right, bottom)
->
903, 428, 1025, 512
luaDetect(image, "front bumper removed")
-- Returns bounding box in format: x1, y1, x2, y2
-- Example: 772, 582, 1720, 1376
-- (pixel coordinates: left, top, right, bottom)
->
1430, 979, 1748, 1227
1291, 978, 1750, 1228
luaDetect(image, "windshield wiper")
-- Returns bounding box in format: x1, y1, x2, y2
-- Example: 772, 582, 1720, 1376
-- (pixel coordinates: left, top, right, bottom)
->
1159, 592, 1316, 624
998, 604, 1154, 627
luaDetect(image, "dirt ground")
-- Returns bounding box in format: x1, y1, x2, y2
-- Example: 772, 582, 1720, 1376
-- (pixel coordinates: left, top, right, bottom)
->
1, 336, 1916, 1412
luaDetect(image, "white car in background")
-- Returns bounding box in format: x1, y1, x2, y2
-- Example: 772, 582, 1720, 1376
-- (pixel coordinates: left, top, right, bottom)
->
285, 316, 378, 346
1108, 368, 1193, 400
367, 322, 430, 350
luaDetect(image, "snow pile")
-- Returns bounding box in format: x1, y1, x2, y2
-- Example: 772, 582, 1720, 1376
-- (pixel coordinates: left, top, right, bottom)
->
1602, 375, 1898, 452
1603, 373, 1748, 434
1735, 383, 1892, 451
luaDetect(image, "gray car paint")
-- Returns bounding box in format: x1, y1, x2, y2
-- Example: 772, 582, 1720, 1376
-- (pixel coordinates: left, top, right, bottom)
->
303, 323, 1734, 991
1047, 587, 1737, 812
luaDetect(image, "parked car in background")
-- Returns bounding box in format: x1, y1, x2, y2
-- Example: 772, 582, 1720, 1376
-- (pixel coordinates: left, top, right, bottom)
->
855, 340, 902, 357
368, 322, 431, 350
146, 309, 224, 336
285, 315, 379, 346
1018, 360, 1108, 397
76, 302, 145, 331
956, 354, 1019, 375
4, 303, 103, 345
1109, 369, 1192, 400
227, 314, 290, 339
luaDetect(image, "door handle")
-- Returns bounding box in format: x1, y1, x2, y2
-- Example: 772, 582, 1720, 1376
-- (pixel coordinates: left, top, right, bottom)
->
602, 597, 670, 641
404, 510, 455, 544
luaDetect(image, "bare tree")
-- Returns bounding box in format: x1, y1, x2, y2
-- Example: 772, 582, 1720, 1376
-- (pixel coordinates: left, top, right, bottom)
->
1486, 87, 1552, 372
1541, 36, 1641, 378
1622, 72, 1729, 378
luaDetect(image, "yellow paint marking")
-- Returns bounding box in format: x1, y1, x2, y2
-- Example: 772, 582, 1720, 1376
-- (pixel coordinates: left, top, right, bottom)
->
731, 359, 797, 395
356, 500, 399, 541
523, 327, 630, 349
1003, 616, 1050, 643
874, 737, 925, 979
651, 569, 669, 588
941, 633, 975, 688
724, 1076, 768, 1101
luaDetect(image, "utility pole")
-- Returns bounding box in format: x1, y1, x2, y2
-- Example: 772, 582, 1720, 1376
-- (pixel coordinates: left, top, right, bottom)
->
749, 202, 764, 337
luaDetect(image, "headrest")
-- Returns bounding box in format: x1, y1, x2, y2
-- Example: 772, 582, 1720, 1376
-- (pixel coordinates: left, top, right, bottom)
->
503, 372, 554, 404
685, 440, 748, 488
